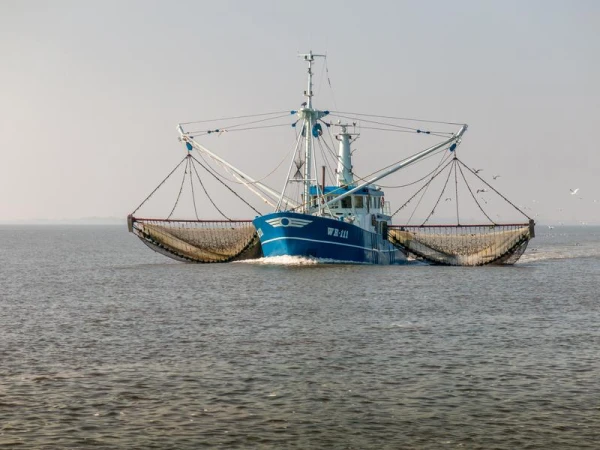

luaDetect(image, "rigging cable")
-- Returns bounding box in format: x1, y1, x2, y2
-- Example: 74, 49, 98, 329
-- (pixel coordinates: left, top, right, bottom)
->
421, 159, 456, 226
131, 155, 189, 216
357, 126, 452, 138
330, 111, 464, 126
190, 154, 262, 216
185, 122, 292, 136
167, 157, 190, 219
329, 113, 454, 135
179, 111, 289, 126
456, 162, 496, 225
391, 157, 454, 219
454, 157, 460, 225
191, 128, 303, 187
188, 158, 231, 220
456, 159, 532, 220
377, 149, 452, 188
188, 157, 200, 220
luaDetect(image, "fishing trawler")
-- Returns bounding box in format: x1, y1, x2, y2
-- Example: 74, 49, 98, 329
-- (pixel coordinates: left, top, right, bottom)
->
128, 52, 534, 266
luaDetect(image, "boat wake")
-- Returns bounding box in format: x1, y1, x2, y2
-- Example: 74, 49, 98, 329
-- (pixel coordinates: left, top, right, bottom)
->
235, 255, 367, 266
520, 246, 600, 263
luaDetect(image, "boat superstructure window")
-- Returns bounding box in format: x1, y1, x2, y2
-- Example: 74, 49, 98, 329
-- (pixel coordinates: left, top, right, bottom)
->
327, 195, 339, 209
354, 196, 364, 209
341, 196, 352, 209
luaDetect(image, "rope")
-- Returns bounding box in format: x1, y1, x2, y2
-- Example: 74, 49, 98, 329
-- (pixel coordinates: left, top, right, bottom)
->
454, 158, 460, 225
189, 157, 231, 220
167, 157, 190, 219
190, 154, 262, 216
351, 138, 456, 185
192, 131, 300, 186
456, 162, 496, 225
185, 122, 291, 136
421, 159, 455, 226
179, 111, 289, 126
330, 111, 464, 126
357, 126, 452, 138
329, 113, 453, 136
131, 155, 188, 215
391, 157, 454, 218
188, 157, 200, 220
378, 149, 452, 188
457, 159, 532, 220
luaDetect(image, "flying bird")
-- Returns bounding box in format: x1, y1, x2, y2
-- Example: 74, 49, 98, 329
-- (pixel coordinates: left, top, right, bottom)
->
477, 189, 488, 194
570, 188, 579, 195
493, 175, 501, 180
473, 168, 483, 174
445, 197, 452, 202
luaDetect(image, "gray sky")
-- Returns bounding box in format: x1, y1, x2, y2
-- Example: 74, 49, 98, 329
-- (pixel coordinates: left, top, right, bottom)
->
1, 0, 599, 224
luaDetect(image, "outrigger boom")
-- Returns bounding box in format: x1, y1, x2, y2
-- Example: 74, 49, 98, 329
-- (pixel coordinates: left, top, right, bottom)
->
321, 124, 468, 210
177, 125, 299, 209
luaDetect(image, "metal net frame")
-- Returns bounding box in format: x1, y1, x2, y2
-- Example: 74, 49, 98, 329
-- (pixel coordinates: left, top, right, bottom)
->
128, 216, 262, 263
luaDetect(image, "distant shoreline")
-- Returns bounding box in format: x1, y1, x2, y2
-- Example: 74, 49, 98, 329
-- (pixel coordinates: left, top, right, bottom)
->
0, 219, 125, 225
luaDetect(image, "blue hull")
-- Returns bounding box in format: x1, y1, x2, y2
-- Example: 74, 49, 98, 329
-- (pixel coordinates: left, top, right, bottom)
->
253, 212, 407, 264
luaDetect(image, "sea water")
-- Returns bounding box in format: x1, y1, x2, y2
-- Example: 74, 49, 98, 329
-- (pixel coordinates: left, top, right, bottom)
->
1, 225, 599, 449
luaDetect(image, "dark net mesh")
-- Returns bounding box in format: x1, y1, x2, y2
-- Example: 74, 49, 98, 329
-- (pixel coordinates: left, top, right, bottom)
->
388, 222, 533, 266
129, 217, 262, 263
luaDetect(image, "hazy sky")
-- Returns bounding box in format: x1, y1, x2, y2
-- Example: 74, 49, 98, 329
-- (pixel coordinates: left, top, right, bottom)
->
1, 0, 599, 224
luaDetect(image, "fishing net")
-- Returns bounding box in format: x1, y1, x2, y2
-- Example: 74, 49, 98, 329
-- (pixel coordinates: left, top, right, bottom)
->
388, 221, 534, 266
129, 216, 262, 263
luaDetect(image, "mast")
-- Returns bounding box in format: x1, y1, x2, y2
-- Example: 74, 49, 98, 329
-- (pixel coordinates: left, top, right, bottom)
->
298, 51, 325, 212
336, 124, 356, 186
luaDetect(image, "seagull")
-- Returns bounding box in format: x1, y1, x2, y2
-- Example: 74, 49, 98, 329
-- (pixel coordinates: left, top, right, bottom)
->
570, 188, 579, 195
474, 168, 483, 174
477, 189, 488, 194
493, 175, 501, 180
444, 197, 452, 202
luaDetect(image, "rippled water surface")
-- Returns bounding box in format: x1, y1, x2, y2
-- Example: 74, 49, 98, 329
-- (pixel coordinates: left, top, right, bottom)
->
1, 225, 599, 449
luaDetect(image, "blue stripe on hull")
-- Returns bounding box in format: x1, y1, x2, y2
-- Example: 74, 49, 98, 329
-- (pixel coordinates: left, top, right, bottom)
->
253, 212, 407, 265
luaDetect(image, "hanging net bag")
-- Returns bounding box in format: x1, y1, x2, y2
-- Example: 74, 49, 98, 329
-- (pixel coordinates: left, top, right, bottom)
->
388, 222, 534, 266
128, 153, 263, 263
128, 217, 262, 263
387, 155, 535, 266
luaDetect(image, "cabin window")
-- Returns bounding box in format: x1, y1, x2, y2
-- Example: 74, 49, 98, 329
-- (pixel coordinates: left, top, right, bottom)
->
341, 196, 352, 209
311, 196, 318, 207
354, 196, 364, 209
327, 195, 339, 209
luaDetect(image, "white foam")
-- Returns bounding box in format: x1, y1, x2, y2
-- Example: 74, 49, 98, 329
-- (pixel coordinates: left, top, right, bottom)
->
235, 255, 366, 265
520, 247, 600, 263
